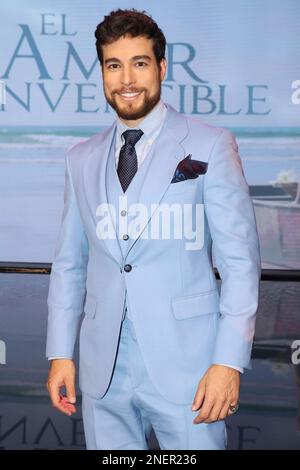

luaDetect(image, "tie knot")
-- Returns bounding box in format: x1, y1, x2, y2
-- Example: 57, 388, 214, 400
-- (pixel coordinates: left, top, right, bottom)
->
122, 129, 144, 147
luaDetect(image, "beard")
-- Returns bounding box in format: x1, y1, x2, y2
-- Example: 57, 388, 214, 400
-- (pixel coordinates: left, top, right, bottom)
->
105, 83, 161, 121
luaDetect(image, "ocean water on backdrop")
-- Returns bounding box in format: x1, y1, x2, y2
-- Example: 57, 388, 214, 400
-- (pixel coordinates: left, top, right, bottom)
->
0, 126, 299, 262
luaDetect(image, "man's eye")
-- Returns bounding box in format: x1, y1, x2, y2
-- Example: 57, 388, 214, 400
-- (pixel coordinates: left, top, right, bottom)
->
135, 62, 147, 67
108, 64, 120, 69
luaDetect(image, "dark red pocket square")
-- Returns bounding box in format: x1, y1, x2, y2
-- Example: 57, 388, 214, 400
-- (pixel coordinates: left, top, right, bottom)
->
171, 154, 208, 183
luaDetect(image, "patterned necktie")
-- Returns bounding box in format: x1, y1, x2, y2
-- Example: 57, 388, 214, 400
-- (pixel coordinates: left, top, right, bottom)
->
117, 129, 144, 192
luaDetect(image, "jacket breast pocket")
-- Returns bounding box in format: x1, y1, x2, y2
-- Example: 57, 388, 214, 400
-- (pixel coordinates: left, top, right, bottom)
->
171, 289, 220, 320
165, 179, 199, 197
83, 293, 97, 319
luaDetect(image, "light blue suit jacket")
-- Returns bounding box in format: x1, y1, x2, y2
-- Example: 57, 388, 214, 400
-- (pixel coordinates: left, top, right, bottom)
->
46, 104, 261, 405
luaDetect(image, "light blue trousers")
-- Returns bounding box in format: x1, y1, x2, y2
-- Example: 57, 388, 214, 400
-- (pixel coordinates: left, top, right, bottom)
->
82, 312, 227, 450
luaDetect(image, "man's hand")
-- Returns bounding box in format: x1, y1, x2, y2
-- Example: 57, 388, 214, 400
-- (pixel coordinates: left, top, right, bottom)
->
192, 364, 240, 424
47, 359, 77, 416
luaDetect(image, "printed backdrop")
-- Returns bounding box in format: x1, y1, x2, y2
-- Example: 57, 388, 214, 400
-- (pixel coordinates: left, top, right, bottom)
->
1, 0, 300, 267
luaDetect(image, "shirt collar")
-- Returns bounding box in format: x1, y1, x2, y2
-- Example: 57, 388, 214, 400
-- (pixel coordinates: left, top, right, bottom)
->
116, 99, 166, 143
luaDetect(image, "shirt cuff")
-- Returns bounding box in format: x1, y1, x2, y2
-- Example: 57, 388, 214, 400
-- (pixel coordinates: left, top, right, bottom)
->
214, 363, 244, 373
48, 357, 72, 361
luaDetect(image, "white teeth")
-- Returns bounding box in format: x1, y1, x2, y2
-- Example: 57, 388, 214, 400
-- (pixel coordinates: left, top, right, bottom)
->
120, 92, 139, 98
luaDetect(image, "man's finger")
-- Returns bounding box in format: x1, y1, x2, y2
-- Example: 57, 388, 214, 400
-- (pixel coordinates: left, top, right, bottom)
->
48, 380, 61, 408
204, 400, 225, 423
193, 397, 214, 424
192, 381, 205, 411
219, 401, 231, 421
59, 394, 76, 415
65, 376, 76, 404
48, 378, 76, 416
48, 383, 72, 415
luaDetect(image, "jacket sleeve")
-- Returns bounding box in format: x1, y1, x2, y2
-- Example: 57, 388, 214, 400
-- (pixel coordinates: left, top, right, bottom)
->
204, 129, 261, 369
46, 149, 89, 359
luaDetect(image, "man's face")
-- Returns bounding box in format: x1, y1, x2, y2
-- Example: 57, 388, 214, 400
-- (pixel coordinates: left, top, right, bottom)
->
102, 35, 166, 125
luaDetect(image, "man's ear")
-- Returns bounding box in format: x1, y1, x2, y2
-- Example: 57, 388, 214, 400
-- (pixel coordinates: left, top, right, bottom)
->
159, 58, 167, 81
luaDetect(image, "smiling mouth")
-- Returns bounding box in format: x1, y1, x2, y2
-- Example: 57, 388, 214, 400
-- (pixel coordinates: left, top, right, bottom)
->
117, 91, 142, 101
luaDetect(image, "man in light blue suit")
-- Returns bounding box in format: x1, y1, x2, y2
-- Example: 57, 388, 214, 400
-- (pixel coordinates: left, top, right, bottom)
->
46, 9, 261, 450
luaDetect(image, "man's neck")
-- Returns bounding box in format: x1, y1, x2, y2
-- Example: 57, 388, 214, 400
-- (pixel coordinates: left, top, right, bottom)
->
118, 100, 162, 128
120, 116, 145, 128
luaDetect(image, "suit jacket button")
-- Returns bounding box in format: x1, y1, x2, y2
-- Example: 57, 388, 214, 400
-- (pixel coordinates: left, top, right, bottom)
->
123, 234, 129, 241
124, 264, 132, 272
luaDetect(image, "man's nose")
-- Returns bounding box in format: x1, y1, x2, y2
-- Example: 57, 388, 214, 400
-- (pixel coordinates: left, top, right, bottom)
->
121, 65, 136, 86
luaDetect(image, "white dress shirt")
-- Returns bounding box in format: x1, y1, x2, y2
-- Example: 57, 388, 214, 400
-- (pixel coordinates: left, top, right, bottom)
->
49, 99, 243, 373
114, 99, 167, 170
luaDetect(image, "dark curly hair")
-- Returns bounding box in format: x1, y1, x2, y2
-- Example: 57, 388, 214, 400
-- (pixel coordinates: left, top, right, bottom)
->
94, 9, 166, 67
